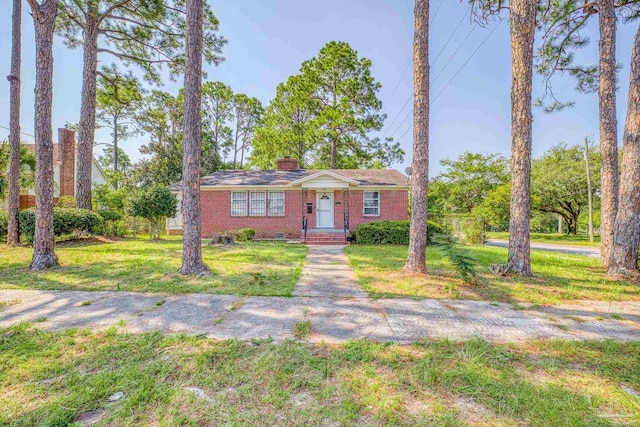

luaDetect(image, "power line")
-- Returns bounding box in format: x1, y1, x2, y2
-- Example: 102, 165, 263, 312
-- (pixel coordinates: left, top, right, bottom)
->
381, 61, 411, 116
430, 11, 470, 68
430, 24, 476, 86
381, 12, 476, 138
396, 21, 503, 144
430, 20, 503, 106
0, 125, 35, 139
430, 0, 446, 25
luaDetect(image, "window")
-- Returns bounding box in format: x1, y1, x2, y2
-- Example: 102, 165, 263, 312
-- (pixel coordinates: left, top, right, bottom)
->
249, 191, 267, 216
231, 191, 248, 216
268, 191, 285, 216
364, 191, 380, 216
231, 190, 285, 217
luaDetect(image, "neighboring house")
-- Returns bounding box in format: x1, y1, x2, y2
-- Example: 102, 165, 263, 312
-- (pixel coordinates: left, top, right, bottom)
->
18, 128, 109, 209
168, 158, 409, 244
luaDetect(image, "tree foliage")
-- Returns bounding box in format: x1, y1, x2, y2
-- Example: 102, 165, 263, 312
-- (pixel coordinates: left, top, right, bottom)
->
250, 41, 403, 169
56, 0, 226, 84
127, 186, 177, 239
0, 142, 36, 200
431, 152, 510, 214
531, 142, 600, 234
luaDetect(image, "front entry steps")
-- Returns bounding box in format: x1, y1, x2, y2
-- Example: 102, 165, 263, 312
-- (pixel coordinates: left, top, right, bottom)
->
304, 229, 348, 245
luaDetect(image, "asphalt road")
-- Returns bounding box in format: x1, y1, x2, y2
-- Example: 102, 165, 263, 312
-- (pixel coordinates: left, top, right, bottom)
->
484, 239, 600, 258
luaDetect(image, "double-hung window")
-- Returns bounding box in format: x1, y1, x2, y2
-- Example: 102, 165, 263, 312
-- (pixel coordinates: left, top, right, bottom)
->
231, 191, 248, 216
363, 191, 380, 216
268, 191, 285, 216
249, 191, 267, 216
230, 190, 286, 216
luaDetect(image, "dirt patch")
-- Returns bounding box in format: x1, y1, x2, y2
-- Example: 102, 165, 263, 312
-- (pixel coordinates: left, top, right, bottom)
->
56, 236, 122, 247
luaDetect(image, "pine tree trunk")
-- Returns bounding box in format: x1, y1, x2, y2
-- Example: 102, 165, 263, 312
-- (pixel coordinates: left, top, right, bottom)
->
404, 0, 429, 274
599, 0, 618, 267
607, 25, 640, 277
507, 0, 535, 276
76, 20, 98, 210
6, 0, 21, 246
179, 0, 208, 275
113, 113, 119, 189
28, 0, 59, 270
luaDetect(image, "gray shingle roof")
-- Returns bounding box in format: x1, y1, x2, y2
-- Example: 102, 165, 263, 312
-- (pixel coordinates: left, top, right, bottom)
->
169, 169, 408, 190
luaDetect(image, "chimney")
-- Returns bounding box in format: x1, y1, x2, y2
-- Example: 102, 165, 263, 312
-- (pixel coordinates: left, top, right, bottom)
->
58, 128, 76, 197
277, 157, 299, 171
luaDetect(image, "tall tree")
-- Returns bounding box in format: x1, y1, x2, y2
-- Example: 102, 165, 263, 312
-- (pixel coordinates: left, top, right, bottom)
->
599, 0, 619, 267
202, 81, 234, 168
608, 25, 640, 277
179, 0, 208, 275
56, 0, 226, 209
135, 91, 184, 186
404, 0, 429, 273
96, 65, 143, 188
531, 143, 600, 235
26, 0, 59, 270
6, 0, 22, 246
300, 41, 402, 169
250, 75, 321, 168
231, 94, 263, 169
508, 0, 536, 276
432, 152, 509, 214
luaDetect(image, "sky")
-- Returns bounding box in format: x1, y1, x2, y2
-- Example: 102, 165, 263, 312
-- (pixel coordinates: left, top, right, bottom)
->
0, 0, 638, 176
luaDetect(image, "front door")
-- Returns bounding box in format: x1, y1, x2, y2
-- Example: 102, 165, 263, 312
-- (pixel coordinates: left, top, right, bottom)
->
316, 192, 334, 228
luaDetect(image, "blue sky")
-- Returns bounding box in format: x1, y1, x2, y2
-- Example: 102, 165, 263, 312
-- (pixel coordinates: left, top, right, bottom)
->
0, 0, 637, 175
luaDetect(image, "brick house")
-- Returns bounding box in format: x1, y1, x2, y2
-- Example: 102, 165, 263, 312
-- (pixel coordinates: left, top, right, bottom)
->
168, 158, 409, 244
15, 128, 110, 210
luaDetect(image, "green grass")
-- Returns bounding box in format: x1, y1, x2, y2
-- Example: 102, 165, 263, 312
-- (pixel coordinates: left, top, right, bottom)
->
0, 237, 307, 296
1, 325, 638, 426
345, 245, 640, 304
486, 232, 601, 247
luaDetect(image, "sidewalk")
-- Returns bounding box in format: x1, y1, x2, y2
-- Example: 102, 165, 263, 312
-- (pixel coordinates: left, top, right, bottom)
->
1, 289, 638, 343
485, 239, 601, 258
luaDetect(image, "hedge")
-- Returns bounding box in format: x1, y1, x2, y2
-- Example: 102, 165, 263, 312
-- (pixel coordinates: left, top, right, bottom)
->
354, 220, 446, 245
19, 208, 103, 243
0, 210, 7, 239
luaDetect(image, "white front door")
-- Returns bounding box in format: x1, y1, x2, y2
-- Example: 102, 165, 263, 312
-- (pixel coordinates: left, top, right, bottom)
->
316, 192, 334, 228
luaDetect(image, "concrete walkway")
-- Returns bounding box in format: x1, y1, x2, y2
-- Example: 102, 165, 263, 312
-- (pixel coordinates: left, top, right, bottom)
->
293, 245, 367, 297
485, 239, 601, 258
0, 246, 638, 343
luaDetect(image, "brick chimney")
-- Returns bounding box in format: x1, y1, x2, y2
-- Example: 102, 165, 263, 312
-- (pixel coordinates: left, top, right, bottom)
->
58, 128, 75, 197
277, 157, 299, 171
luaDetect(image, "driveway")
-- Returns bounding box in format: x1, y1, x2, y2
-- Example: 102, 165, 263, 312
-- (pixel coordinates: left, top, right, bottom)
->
484, 239, 600, 258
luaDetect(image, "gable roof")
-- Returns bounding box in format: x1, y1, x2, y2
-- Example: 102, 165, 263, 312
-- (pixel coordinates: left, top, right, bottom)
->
170, 169, 408, 190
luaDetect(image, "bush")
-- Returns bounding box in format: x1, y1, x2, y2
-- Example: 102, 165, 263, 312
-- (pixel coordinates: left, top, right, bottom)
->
0, 210, 7, 240
355, 220, 446, 245
97, 210, 127, 237
461, 220, 484, 245
128, 186, 177, 239
236, 228, 256, 242
55, 196, 77, 208
19, 208, 103, 243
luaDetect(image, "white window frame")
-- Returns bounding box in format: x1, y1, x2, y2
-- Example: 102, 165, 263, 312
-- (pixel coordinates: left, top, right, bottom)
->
231, 191, 248, 217
249, 191, 267, 217
268, 191, 285, 216
363, 191, 380, 216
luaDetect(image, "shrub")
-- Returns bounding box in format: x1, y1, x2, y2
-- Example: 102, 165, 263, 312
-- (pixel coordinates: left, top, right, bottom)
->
0, 210, 7, 239
433, 234, 478, 285
354, 220, 446, 245
55, 196, 77, 208
236, 228, 256, 242
19, 208, 103, 243
97, 210, 127, 237
461, 220, 484, 245
127, 186, 177, 239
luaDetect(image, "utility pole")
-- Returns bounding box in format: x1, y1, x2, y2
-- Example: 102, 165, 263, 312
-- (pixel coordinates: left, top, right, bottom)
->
584, 137, 594, 244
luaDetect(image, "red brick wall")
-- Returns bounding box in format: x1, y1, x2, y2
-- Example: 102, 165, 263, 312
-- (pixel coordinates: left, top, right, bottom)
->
200, 190, 304, 238
19, 195, 35, 210
199, 188, 408, 238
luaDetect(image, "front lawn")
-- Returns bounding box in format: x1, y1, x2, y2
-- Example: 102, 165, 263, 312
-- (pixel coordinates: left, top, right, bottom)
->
486, 232, 601, 247
1, 325, 638, 426
0, 237, 307, 296
345, 245, 640, 304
